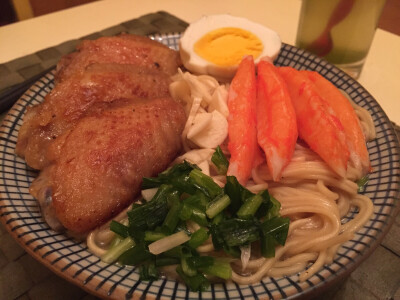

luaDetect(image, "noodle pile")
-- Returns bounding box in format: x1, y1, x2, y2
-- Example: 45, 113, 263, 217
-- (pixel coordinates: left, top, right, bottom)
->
87, 70, 375, 284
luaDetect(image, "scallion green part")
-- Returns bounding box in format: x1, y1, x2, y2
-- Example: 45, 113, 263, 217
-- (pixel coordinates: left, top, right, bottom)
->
357, 175, 369, 192
260, 216, 290, 257
261, 217, 290, 245
187, 256, 214, 269
264, 195, 281, 220
211, 146, 229, 175
179, 203, 208, 227
139, 262, 159, 281
118, 243, 153, 266
127, 184, 171, 231
109, 220, 129, 238
224, 176, 254, 214
261, 233, 276, 258
189, 168, 223, 198
155, 257, 180, 267
206, 194, 231, 219
187, 228, 209, 249
162, 192, 182, 233
142, 160, 199, 194
200, 259, 232, 280
210, 218, 260, 249
176, 265, 210, 292
144, 231, 166, 242
101, 236, 135, 264
236, 193, 263, 219
181, 256, 197, 277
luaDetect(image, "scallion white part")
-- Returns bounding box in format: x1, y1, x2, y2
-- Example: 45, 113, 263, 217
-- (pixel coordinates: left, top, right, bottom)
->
141, 188, 159, 201
148, 231, 190, 255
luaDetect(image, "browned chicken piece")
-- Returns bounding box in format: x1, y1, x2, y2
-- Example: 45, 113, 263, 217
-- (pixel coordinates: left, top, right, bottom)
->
29, 97, 186, 234
16, 63, 172, 170
56, 34, 181, 82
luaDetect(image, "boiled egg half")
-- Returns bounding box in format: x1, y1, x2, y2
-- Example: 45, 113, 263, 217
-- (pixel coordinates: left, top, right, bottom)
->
179, 14, 282, 81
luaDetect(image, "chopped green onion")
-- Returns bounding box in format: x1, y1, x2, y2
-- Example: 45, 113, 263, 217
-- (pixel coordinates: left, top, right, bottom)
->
189, 168, 223, 198
264, 195, 281, 220
101, 236, 135, 264
103, 160, 290, 292
108, 234, 123, 249
261, 233, 276, 258
260, 216, 290, 257
200, 259, 232, 280
187, 228, 209, 249
118, 243, 153, 266
206, 194, 231, 219
236, 193, 263, 219
211, 146, 229, 175
184, 192, 209, 210
224, 176, 254, 213
142, 160, 199, 194
175, 221, 191, 236
162, 192, 182, 233
127, 184, 171, 231
109, 220, 129, 238
260, 217, 290, 246
212, 213, 225, 225
148, 231, 191, 255
357, 175, 369, 192
223, 245, 241, 258
210, 218, 260, 249
155, 257, 180, 267
191, 208, 208, 227
139, 262, 159, 281
141, 187, 159, 201
187, 256, 214, 269
179, 203, 193, 220
163, 246, 184, 258
179, 202, 208, 227
181, 256, 197, 277
254, 190, 271, 218
224, 176, 242, 213
176, 265, 210, 292
144, 231, 166, 242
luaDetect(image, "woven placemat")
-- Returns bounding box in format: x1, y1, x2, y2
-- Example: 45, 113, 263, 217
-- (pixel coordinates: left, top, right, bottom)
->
0, 11, 188, 112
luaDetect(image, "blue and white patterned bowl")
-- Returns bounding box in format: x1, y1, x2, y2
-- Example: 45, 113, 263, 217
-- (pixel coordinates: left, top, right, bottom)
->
0, 33, 399, 299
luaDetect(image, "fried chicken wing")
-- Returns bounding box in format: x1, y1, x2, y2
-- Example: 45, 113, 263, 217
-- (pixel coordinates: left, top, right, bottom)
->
30, 97, 186, 233
16, 63, 172, 170
17, 34, 186, 234
56, 34, 181, 82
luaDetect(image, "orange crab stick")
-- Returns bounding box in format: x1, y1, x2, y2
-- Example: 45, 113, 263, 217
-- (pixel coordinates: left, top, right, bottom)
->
279, 67, 349, 178
303, 70, 370, 174
256, 59, 298, 181
227, 55, 258, 185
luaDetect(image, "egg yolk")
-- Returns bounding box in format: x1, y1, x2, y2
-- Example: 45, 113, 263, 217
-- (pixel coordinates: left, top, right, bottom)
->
194, 27, 263, 67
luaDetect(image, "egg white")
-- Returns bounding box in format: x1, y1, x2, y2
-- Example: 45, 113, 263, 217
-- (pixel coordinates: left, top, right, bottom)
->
179, 14, 282, 81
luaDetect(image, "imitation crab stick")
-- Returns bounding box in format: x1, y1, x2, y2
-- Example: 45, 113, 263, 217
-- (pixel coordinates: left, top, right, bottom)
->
227, 55, 258, 185
256, 59, 298, 181
303, 70, 370, 174
279, 67, 349, 178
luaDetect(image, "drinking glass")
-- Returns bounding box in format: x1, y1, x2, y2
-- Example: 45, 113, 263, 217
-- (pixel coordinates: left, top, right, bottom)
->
296, 0, 386, 79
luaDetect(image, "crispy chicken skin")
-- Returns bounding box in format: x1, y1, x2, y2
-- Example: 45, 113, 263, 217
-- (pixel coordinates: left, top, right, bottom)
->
16, 34, 186, 234
16, 63, 172, 170
30, 97, 186, 233
56, 34, 181, 82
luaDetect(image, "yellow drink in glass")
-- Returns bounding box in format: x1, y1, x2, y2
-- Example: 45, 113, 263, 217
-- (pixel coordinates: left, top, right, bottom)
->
296, 0, 386, 78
